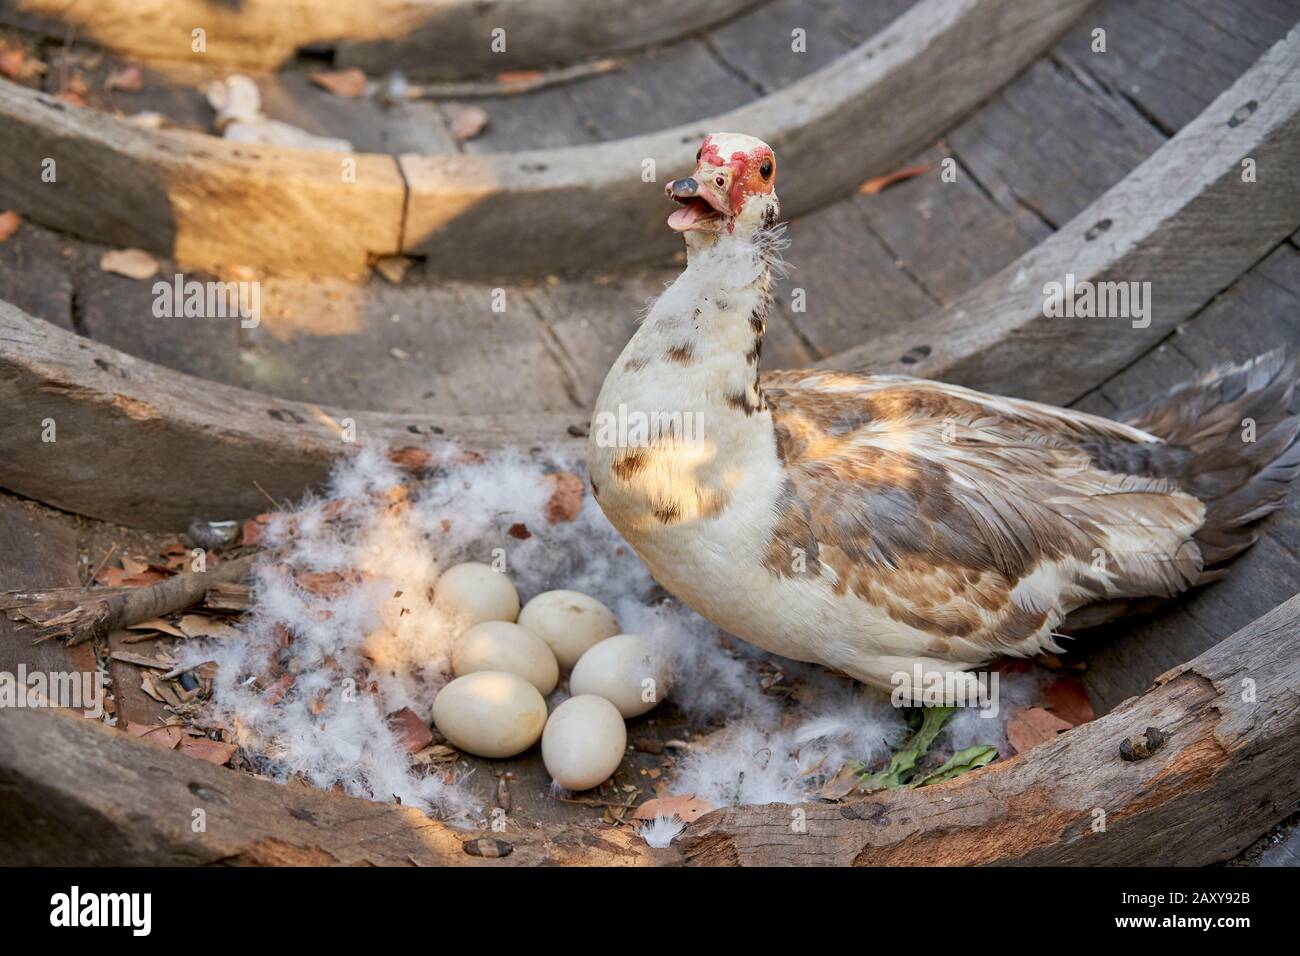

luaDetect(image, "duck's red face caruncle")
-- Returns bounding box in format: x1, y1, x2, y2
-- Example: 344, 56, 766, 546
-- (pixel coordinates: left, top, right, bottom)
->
666, 133, 779, 235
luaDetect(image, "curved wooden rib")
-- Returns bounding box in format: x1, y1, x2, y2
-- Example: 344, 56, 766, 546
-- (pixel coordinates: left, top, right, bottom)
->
0, 0, 1092, 278
826, 24, 1300, 406
2, 592, 1295, 866
399, 0, 1094, 277
0, 0, 762, 75
0, 84, 406, 277
0, 301, 586, 530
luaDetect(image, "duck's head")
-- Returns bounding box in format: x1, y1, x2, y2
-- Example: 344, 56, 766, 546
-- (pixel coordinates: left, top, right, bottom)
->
665, 133, 779, 240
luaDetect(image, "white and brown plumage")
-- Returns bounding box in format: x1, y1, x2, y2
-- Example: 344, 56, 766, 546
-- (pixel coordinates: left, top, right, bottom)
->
588, 133, 1300, 698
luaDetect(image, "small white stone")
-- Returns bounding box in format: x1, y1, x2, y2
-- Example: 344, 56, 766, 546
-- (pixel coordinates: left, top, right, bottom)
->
517, 589, 619, 669
542, 695, 627, 791
431, 671, 547, 759
452, 620, 559, 695
433, 562, 520, 628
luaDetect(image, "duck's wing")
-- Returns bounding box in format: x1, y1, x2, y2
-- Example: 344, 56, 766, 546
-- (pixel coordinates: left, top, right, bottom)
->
758, 369, 1207, 661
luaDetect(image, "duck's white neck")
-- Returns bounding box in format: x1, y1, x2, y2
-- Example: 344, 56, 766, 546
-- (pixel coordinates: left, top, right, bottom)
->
609, 231, 774, 410
587, 230, 780, 535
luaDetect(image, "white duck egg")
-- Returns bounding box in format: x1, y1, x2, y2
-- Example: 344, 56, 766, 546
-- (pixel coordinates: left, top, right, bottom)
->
517, 589, 619, 669
431, 671, 547, 759
451, 620, 559, 696
541, 695, 627, 791
433, 562, 520, 627
568, 633, 670, 718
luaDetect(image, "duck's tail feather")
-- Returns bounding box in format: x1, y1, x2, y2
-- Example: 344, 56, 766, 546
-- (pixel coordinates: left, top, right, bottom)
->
1122, 348, 1300, 575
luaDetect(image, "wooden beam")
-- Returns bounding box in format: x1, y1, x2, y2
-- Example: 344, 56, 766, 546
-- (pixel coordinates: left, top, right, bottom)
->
400, 0, 1095, 277
2, 591, 1295, 866
0, 0, 761, 76
0, 706, 661, 866
823, 26, 1300, 406
0, 0, 1092, 278
0, 83, 406, 277
0, 303, 586, 530
683, 592, 1300, 866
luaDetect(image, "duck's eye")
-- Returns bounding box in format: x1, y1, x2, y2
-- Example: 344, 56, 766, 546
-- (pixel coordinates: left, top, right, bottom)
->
759, 159, 774, 180
696, 148, 703, 162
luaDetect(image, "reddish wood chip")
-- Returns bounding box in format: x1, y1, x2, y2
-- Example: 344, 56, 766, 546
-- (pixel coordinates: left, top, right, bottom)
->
1006, 706, 1073, 754
240, 512, 272, 546
858, 163, 928, 196
0, 210, 21, 242
0, 48, 25, 79
496, 69, 545, 87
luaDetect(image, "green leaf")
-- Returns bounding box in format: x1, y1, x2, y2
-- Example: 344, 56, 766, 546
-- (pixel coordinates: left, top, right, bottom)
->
912, 745, 998, 787
859, 706, 954, 791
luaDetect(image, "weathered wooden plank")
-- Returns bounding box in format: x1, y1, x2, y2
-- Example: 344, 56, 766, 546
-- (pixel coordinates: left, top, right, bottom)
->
683, 593, 1300, 866
3, 590, 1296, 866
0, 706, 660, 866
948, 56, 1166, 228
852, 146, 1047, 305
777, 198, 936, 358
707, 0, 863, 91
0, 301, 586, 530
0, 496, 96, 686
401, 0, 1096, 278
0, 218, 73, 330
72, 255, 246, 386
0, 82, 406, 277
456, 87, 598, 155
563, 40, 756, 142
252, 73, 457, 155
0, 0, 763, 76
1055, 0, 1300, 133
826, 27, 1300, 407
236, 280, 583, 415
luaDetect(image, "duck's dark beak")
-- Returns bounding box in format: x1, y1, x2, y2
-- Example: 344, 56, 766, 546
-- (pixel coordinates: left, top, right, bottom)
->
666, 170, 730, 232
667, 176, 700, 200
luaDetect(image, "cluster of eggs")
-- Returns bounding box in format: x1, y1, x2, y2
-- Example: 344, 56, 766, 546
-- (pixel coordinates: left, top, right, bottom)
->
429, 562, 670, 791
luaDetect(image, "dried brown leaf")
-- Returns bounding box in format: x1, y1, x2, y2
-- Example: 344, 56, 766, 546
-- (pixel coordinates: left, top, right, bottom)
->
106, 65, 144, 92
387, 707, 434, 754
448, 105, 489, 142
544, 471, 584, 524
178, 737, 237, 765
127, 723, 185, 748
127, 617, 187, 638
100, 247, 159, 280
388, 446, 433, 472
1006, 706, 1072, 754
632, 794, 714, 823
311, 68, 367, 97
1042, 677, 1095, 727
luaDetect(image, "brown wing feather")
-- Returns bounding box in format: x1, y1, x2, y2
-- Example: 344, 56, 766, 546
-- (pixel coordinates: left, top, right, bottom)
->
759, 370, 1206, 659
